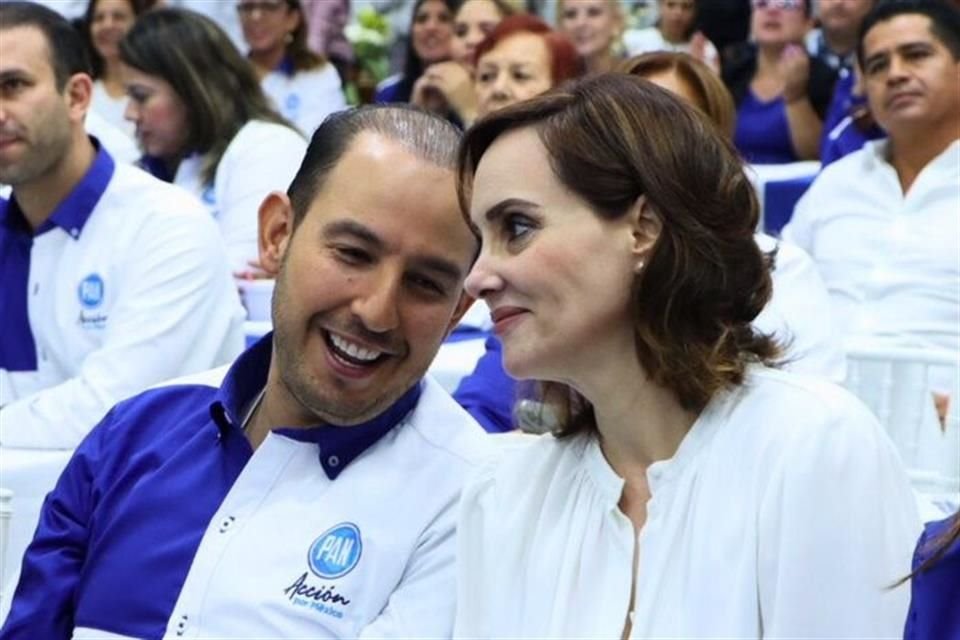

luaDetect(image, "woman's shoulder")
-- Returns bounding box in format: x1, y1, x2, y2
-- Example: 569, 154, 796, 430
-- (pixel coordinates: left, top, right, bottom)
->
223, 121, 306, 159
461, 432, 588, 509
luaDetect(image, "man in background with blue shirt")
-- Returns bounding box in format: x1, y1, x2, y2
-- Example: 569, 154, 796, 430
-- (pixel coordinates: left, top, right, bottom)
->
0, 24, 490, 635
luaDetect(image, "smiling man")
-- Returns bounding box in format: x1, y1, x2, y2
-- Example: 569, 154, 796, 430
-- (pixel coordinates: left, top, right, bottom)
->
783, 0, 960, 354
1, 104, 490, 639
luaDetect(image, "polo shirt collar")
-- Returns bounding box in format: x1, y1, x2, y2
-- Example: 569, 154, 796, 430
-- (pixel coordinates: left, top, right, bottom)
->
1, 137, 114, 238
210, 332, 423, 480
276, 55, 295, 77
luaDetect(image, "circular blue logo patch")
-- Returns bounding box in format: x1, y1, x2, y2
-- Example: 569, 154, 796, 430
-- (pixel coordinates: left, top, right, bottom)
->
77, 274, 105, 309
308, 523, 362, 579
286, 93, 301, 114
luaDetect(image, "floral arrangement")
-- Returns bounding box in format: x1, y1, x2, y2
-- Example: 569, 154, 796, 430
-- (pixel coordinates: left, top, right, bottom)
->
344, 7, 391, 104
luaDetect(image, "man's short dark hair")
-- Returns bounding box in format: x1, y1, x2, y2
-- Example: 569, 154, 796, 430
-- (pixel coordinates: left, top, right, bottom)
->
287, 105, 463, 227
0, 1, 92, 91
858, 0, 960, 64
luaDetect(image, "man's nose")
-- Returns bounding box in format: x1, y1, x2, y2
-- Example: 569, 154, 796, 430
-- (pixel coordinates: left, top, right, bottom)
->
351, 271, 402, 334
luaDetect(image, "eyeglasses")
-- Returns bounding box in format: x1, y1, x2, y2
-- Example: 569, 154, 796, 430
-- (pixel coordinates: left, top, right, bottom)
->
236, 1, 287, 17
751, 0, 805, 10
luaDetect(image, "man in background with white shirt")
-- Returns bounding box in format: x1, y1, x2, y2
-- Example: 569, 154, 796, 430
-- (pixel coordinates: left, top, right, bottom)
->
783, 0, 960, 354
0, 1, 245, 449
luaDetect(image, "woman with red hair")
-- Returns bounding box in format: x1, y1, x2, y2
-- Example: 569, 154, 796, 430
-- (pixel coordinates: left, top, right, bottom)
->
473, 14, 582, 119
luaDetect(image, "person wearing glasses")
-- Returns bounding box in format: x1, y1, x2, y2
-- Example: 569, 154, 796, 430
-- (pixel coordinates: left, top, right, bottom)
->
722, 0, 837, 163
237, 0, 347, 137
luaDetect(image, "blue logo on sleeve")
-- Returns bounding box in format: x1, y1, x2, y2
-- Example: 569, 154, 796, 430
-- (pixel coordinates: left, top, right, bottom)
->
286, 93, 301, 115
78, 274, 105, 309
308, 523, 362, 579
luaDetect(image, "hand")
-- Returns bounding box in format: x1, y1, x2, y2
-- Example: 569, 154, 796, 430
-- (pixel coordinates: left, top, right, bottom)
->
233, 258, 272, 281
780, 44, 810, 103
413, 62, 478, 123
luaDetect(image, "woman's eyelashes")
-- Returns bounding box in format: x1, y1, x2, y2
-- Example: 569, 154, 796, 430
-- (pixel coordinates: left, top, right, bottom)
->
503, 212, 536, 242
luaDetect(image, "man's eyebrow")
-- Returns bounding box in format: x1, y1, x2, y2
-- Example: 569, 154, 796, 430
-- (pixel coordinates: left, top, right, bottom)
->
0, 69, 31, 82
411, 255, 464, 283
322, 219, 383, 249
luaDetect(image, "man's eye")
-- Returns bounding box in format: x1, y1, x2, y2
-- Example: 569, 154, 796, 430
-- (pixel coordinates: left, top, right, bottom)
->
408, 274, 445, 297
1, 78, 27, 92
334, 246, 372, 264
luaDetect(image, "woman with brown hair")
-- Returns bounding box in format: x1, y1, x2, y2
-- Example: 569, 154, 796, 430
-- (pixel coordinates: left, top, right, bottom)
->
452, 73, 920, 637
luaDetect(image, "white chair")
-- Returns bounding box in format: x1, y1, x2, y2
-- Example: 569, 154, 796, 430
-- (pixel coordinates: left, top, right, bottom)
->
843, 344, 960, 513
0, 488, 12, 607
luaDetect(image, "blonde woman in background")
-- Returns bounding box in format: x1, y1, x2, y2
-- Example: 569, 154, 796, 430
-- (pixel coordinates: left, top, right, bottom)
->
557, 0, 624, 73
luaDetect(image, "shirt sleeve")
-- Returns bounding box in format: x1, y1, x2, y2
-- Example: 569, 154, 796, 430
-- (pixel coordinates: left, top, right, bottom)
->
0, 415, 108, 639
356, 498, 460, 639
756, 394, 922, 637
214, 124, 307, 271
0, 207, 242, 449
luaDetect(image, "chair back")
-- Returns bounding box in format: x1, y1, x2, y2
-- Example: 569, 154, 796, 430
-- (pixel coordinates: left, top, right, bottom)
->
843, 345, 959, 505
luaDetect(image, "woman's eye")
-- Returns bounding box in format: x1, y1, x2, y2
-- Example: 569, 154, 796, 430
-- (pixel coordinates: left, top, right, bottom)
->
504, 214, 535, 241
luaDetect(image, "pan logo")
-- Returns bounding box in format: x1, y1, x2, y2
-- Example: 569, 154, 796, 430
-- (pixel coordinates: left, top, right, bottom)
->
78, 274, 104, 309
308, 522, 362, 579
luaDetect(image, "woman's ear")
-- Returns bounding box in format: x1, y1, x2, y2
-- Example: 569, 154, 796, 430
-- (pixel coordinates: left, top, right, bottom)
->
629, 195, 662, 263
257, 191, 294, 276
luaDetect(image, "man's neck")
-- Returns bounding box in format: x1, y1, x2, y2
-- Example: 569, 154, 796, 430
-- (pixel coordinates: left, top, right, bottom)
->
15, 132, 97, 231
823, 28, 856, 59
889, 126, 959, 194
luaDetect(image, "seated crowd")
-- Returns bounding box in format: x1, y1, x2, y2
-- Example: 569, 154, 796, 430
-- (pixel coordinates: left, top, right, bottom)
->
0, 0, 957, 638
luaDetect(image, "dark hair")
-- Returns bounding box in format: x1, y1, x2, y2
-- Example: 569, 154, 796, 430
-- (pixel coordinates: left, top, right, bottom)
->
459, 74, 779, 433
288, 104, 463, 227
473, 14, 583, 84
857, 0, 960, 64
395, 0, 460, 103
281, 0, 327, 71
82, 0, 150, 79
0, 1, 92, 90
119, 8, 296, 187
620, 51, 737, 139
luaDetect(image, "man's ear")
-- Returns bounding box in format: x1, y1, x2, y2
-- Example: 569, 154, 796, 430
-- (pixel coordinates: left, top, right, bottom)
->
65, 73, 93, 124
628, 195, 662, 264
258, 191, 295, 276
444, 292, 477, 338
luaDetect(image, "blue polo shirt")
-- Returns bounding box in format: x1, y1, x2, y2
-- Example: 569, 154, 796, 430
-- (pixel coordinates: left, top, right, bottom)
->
1, 334, 422, 639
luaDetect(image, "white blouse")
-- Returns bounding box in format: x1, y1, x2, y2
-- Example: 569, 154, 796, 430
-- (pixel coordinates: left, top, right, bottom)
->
454, 366, 921, 638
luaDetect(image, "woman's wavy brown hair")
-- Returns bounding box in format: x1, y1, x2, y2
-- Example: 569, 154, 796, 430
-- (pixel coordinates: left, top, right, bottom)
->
458, 73, 780, 435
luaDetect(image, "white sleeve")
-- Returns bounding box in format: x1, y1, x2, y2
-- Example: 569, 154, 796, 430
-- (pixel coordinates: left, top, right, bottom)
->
357, 499, 460, 639
757, 397, 922, 637
0, 210, 243, 449
215, 124, 307, 270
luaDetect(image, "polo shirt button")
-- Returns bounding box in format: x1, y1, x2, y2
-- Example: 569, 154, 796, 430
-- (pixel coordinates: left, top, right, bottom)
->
219, 515, 235, 533
32, 283, 39, 295
328, 455, 340, 468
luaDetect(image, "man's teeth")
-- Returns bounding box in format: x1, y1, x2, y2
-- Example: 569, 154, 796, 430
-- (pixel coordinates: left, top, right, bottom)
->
330, 333, 382, 362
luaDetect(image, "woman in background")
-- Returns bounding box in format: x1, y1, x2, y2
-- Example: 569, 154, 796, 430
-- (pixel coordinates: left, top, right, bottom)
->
473, 13, 581, 118
722, 0, 836, 163
238, 0, 346, 137
557, 0, 623, 73
120, 8, 306, 272
453, 72, 919, 636
623, 0, 720, 72
375, 0, 456, 103
412, 0, 514, 126
904, 512, 960, 639
84, 0, 149, 136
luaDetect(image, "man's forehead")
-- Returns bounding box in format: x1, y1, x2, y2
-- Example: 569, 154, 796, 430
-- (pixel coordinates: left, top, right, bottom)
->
864, 14, 937, 54
0, 26, 53, 75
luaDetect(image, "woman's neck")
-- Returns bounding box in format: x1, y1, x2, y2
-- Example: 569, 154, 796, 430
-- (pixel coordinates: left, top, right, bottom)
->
586, 49, 617, 74
250, 47, 287, 79
100, 58, 126, 98
756, 43, 785, 75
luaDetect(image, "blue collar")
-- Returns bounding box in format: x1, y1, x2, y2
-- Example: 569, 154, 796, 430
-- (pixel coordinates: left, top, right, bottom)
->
276, 55, 295, 77
138, 155, 175, 183
0, 138, 114, 238
210, 333, 423, 480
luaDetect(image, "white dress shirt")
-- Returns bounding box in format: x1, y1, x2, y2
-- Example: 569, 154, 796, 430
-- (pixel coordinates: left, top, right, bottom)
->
455, 366, 921, 638
0, 151, 245, 450
783, 139, 960, 353
173, 120, 307, 271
